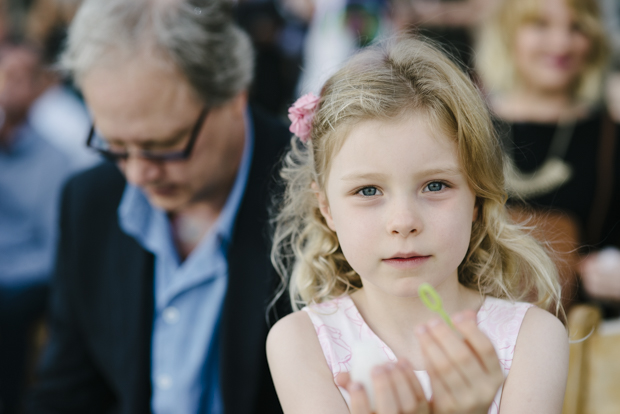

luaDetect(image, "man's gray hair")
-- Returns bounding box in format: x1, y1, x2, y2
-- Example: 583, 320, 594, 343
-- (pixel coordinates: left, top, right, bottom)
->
61, 0, 253, 107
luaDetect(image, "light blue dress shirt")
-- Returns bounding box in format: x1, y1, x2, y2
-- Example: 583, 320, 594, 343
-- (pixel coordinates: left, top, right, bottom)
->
118, 113, 254, 414
0, 123, 73, 286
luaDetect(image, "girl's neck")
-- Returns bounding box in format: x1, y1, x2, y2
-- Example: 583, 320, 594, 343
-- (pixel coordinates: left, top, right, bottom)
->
350, 279, 483, 369
493, 87, 587, 123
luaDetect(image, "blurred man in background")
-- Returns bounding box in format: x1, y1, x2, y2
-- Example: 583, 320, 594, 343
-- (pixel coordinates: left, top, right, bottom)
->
0, 43, 73, 414
24, 0, 98, 170
27, 0, 290, 413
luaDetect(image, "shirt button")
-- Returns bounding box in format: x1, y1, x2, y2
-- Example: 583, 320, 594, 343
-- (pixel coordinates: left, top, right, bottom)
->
162, 307, 180, 324
157, 374, 173, 390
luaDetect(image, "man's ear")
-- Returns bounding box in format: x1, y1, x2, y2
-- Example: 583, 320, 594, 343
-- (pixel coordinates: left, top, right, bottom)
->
228, 90, 248, 116
312, 182, 336, 232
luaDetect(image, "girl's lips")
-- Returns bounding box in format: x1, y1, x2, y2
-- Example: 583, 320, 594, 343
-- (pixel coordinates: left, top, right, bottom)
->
383, 256, 431, 269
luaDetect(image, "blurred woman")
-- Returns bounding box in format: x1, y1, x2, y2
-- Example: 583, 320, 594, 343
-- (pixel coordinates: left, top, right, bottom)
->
477, 0, 620, 311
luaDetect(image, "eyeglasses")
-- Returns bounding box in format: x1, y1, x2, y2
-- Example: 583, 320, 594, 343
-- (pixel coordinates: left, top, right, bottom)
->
86, 108, 209, 162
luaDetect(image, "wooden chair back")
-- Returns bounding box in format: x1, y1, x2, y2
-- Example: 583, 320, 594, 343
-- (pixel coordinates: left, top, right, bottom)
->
563, 304, 620, 414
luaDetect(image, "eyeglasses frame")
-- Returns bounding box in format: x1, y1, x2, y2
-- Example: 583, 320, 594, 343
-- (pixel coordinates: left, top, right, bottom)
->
86, 107, 209, 162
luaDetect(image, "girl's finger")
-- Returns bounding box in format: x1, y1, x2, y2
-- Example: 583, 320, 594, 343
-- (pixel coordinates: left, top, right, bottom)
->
349, 381, 373, 414
372, 365, 399, 414
426, 315, 486, 386
335, 372, 351, 389
386, 363, 419, 413
397, 359, 428, 404
417, 321, 468, 396
422, 353, 457, 413
453, 311, 503, 376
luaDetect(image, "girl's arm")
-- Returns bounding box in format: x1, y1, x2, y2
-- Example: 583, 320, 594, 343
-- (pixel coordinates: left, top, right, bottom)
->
268, 312, 432, 413
498, 307, 569, 413
267, 311, 350, 414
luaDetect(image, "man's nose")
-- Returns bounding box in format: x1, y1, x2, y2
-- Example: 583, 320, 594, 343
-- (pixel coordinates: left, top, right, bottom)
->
386, 197, 422, 237
122, 156, 164, 186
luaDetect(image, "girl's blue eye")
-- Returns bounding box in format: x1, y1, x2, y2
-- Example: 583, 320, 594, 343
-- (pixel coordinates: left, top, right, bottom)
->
359, 187, 379, 196
426, 182, 445, 192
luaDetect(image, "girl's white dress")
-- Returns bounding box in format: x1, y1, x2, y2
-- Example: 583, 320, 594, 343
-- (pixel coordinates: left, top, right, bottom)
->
302, 295, 533, 414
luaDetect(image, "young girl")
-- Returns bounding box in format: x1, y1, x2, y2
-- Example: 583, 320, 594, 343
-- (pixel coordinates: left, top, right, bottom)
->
267, 38, 568, 414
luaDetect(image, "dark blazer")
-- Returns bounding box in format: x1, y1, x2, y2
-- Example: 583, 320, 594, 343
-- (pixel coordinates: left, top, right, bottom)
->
27, 108, 291, 414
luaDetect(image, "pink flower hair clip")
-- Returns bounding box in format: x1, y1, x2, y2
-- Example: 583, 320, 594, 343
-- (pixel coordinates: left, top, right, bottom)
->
288, 92, 320, 144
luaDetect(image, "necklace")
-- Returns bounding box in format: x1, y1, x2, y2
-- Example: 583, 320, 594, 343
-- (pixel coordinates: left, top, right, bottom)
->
503, 116, 577, 199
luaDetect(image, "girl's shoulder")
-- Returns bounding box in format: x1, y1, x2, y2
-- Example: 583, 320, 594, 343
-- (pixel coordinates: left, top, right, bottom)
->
477, 296, 534, 327
477, 297, 567, 376
478, 296, 564, 335
266, 307, 351, 412
266, 309, 325, 389
478, 296, 564, 349
479, 295, 534, 311
266, 293, 348, 355
268, 295, 353, 340
267, 309, 317, 351
477, 297, 533, 339
516, 305, 567, 349
499, 304, 569, 412
268, 295, 368, 373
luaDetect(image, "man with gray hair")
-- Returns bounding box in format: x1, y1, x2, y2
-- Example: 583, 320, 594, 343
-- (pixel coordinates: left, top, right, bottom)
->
27, 1, 290, 413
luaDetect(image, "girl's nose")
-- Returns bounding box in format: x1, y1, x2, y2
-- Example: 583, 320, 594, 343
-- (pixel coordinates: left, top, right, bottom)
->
386, 198, 421, 237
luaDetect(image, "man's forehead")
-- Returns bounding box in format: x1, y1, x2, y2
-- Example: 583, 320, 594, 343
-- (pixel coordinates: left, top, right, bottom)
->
81, 55, 192, 103
81, 56, 202, 139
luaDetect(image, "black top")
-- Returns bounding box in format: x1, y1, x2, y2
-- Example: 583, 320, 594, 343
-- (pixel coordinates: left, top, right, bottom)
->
26, 107, 291, 414
498, 111, 620, 248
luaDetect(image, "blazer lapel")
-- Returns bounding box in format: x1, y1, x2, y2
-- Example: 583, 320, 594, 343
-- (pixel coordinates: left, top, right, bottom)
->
84, 174, 156, 413
112, 235, 154, 413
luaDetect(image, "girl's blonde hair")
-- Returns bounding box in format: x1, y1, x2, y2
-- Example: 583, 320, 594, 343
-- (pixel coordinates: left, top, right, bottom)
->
272, 37, 561, 314
476, 0, 609, 104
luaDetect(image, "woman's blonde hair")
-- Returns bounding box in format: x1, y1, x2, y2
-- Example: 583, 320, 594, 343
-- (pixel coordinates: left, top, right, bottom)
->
476, 0, 609, 104
272, 37, 561, 314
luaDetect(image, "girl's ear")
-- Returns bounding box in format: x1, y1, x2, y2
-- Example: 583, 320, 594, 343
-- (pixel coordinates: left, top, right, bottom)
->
473, 199, 480, 222
312, 182, 336, 232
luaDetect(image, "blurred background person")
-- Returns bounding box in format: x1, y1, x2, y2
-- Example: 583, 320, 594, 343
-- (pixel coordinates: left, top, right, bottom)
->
235, 0, 306, 116
476, 0, 620, 313
292, 0, 393, 95
0, 42, 74, 414
249, 0, 500, 106
392, 0, 499, 73
23, 0, 97, 171
580, 0, 620, 306
602, 0, 620, 121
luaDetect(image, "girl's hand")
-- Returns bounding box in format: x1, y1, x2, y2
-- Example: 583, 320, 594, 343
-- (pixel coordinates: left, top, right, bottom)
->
336, 361, 430, 414
415, 310, 503, 414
